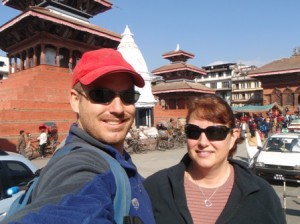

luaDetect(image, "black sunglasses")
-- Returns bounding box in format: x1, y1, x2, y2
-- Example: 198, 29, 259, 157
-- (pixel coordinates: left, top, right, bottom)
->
79, 88, 140, 105
185, 124, 231, 141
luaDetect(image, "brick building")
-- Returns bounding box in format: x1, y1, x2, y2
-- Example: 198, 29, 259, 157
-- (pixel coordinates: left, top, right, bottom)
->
0, 0, 121, 151
249, 49, 300, 114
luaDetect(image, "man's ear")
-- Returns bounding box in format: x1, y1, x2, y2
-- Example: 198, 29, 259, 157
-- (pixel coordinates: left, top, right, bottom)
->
70, 89, 80, 113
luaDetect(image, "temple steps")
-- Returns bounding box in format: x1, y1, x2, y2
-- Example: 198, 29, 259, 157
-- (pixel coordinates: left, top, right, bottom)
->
0, 65, 75, 151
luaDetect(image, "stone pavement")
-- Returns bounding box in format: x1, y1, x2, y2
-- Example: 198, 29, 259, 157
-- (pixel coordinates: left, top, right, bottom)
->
30, 143, 300, 223
131, 148, 187, 177
31, 143, 247, 178
31, 147, 187, 178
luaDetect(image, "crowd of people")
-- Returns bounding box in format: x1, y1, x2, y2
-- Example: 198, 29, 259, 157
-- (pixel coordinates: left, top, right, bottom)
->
236, 111, 299, 142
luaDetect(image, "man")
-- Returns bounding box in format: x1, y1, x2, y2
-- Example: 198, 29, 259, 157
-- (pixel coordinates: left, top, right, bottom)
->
17, 130, 27, 158
5, 48, 155, 224
37, 125, 48, 158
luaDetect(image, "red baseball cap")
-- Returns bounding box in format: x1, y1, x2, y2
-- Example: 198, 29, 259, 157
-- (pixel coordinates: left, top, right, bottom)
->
39, 124, 47, 130
71, 48, 145, 88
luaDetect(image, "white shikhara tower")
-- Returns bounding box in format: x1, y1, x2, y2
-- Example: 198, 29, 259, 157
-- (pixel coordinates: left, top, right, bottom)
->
118, 25, 156, 127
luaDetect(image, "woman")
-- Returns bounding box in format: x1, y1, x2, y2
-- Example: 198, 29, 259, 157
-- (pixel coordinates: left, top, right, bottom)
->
144, 94, 285, 224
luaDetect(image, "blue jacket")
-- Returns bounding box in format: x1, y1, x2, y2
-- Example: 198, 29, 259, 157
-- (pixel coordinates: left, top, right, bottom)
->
5, 123, 155, 224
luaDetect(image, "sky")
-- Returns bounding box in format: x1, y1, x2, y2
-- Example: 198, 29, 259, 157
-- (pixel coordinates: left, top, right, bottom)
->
1, 0, 300, 71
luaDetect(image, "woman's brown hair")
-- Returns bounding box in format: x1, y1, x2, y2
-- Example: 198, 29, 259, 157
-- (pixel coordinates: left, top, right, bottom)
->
186, 94, 243, 158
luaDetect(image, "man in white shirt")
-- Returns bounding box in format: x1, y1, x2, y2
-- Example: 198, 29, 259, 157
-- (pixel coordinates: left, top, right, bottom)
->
37, 125, 48, 158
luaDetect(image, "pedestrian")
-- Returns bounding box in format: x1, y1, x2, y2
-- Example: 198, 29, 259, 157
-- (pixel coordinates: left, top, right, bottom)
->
240, 119, 249, 138
17, 130, 27, 158
37, 124, 48, 158
144, 94, 285, 224
4, 48, 155, 224
259, 118, 269, 138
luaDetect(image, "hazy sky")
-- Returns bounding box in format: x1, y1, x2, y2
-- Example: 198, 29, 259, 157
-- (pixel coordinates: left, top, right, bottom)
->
1, 0, 300, 71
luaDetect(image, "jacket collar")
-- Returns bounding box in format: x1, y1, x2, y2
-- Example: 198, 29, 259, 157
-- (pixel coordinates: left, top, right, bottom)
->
168, 154, 261, 206
65, 123, 136, 172
166, 154, 262, 223
176, 153, 261, 195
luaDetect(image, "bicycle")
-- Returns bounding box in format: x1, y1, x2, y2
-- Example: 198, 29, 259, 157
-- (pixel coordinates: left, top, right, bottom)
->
124, 138, 144, 154
25, 138, 60, 159
156, 130, 174, 151
45, 140, 60, 155
124, 129, 146, 154
25, 140, 40, 160
172, 128, 186, 148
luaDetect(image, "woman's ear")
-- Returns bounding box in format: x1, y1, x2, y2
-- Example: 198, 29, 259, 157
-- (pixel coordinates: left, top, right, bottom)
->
231, 128, 240, 139
229, 128, 240, 148
70, 89, 80, 113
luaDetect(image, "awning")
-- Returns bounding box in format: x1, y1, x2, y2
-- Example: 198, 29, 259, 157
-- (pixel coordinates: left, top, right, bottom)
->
232, 102, 283, 113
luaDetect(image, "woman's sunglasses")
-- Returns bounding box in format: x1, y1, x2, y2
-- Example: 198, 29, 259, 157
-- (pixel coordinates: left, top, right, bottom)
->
78, 88, 140, 105
185, 124, 231, 141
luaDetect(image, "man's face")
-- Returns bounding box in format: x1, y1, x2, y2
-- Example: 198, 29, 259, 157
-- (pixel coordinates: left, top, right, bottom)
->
70, 73, 136, 152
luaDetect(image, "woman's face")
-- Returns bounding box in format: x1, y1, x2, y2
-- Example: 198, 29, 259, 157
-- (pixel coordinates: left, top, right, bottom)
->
187, 115, 239, 170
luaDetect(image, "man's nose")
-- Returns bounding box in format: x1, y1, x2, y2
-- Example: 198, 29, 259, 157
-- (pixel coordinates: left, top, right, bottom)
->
109, 96, 125, 113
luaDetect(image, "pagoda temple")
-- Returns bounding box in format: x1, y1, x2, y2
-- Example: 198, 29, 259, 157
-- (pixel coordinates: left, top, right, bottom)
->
0, 0, 122, 151
152, 45, 215, 124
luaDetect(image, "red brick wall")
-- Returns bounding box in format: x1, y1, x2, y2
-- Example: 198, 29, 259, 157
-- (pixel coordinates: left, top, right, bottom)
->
153, 104, 188, 126
0, 65, 74, 151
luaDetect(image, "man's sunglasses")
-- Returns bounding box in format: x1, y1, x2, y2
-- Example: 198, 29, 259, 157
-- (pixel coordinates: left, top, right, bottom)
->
185, 124, 231, 141
79, 88, 140, 105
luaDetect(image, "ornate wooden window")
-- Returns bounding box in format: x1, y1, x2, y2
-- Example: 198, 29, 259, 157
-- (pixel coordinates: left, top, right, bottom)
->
177, 99, 185, 109
167, 99, 176, 109
271, 88, 282, 105
282, 88, 293, 106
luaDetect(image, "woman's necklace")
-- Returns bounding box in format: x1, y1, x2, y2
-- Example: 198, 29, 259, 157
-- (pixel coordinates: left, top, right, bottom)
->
198, 186, 219, 207
185, 171, 220, 207
185, 166, 231, 208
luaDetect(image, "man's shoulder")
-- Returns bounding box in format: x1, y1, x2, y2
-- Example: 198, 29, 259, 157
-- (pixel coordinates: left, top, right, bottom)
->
34, 147, 113, 198
52, 146, 111, 167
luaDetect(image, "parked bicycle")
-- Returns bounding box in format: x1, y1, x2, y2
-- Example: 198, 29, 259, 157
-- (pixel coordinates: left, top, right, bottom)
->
124, 125, 185, 153
25, 133, 60, 159
25, 137, 40, 160
172, 128, 186, 148
124, 129, 146, 154
156, 129, 174, 151
138, 127, 159, 151
45, 139, 60, 155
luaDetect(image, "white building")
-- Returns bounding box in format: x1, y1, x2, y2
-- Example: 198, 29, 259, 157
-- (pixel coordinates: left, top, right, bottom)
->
195, 62, 234, 104
0, 56, 9, 80
195, 62, 262, 106
118, 25, 156, 127
231, 63, 263, 106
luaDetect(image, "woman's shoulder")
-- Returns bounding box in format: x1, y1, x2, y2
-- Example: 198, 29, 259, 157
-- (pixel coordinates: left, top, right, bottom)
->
144, 162, 184, 189
231, 160, 276, 191
145, 167, 171, 182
